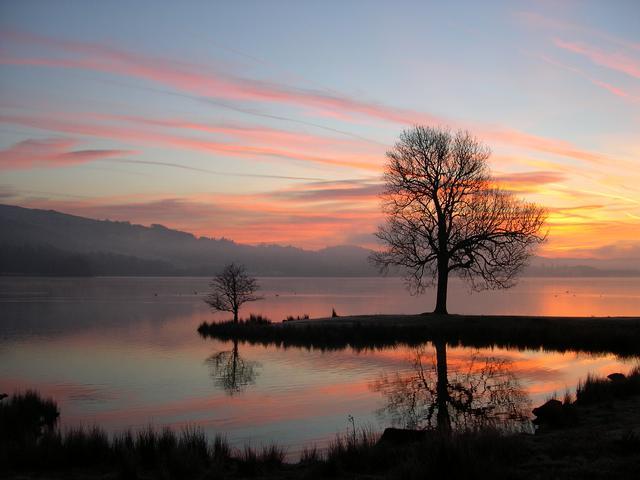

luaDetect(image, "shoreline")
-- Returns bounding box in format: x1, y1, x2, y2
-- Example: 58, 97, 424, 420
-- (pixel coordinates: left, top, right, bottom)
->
3, 377, 640, 479
287, 312, 640, 325
198, 313, 640, 357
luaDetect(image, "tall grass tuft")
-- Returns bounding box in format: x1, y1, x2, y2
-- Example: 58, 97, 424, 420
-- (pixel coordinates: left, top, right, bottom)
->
0, 390, 291, 479
0, 390, 59, 442
576, 366, 640, 405
300, 445, 320, 464
237, 443, 285, 476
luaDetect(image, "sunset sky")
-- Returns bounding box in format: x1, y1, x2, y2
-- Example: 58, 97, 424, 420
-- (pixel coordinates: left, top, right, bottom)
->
1, 1, 638, 259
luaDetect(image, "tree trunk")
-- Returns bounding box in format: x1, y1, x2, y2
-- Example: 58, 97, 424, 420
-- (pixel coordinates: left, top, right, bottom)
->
434, 255, 449, 314
233, 308, 239, 323
231, 339, 239, 389
435, 340, 451, 433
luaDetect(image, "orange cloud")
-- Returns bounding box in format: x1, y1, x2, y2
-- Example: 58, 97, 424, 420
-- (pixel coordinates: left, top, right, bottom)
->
494, 170, 566, 193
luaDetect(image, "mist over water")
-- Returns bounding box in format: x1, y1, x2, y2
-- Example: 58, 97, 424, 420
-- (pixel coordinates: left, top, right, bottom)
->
1, 276, 638, 454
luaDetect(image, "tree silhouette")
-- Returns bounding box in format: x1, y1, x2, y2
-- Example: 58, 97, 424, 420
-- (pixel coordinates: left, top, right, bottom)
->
371, 126, 547, 314
372, 343, 530, 432
206, 339, 259, 395
204, 263, 262, 322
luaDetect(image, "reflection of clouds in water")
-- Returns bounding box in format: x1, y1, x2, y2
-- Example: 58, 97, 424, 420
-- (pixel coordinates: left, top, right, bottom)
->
0, 379, 116, 402
61, 383, 118, 404
2, 277, 638, 450
286, 344, 570, 388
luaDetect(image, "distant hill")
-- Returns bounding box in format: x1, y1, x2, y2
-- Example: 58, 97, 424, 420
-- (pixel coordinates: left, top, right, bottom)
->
0, 204, 375, 276
1, 204, 638, 277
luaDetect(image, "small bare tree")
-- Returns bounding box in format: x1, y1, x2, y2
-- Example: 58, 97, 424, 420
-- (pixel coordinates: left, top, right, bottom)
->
371, 126, 547, 314
204, 263, 262, 322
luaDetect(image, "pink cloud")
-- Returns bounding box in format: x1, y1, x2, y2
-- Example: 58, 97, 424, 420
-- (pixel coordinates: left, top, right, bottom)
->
0, 31, 620, 166
267, 179, 383, 202
590, 79, 635, 100
485, 127, 609, 165
0, 137, 132, 170
517, 11, 640, 52
0, 30, 440, 124
537, 54, 639, 102
0, 114, 382, 171
553, 38, 640, 80
100, 114, 383, 156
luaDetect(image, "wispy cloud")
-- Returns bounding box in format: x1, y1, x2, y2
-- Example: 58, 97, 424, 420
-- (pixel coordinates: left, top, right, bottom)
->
0, 30, 621, 167
112, 159, 324, 181
516, 11, 640, 52
0, 114, 383, 171
0, 137, 132, 170
266, 179, 384, 202
102, 114, 380, 154
537, 54, 639, 102
553, 38, 640, 80
494, 170, 566, 193
0, 30, 440, 124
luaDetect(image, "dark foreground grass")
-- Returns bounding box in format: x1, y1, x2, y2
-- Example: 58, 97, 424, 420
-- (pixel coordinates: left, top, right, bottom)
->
1, 391, 285, 479
4, 371, 640, 479
0, 394, 528, 479
308, 427, 528, 480
198, 313, 640, 357
3, 424, 286, 479
0, 390, 59, 442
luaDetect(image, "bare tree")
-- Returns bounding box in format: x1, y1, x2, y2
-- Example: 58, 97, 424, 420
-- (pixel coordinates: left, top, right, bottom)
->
204, 263, 262, 322
371, 126, 547, 314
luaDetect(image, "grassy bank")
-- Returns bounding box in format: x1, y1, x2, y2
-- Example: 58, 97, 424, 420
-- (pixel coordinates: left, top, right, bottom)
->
198, 313, 640, 356
0, 390, 528, 479
3, 370, 640, 479
1, 391, 286, 478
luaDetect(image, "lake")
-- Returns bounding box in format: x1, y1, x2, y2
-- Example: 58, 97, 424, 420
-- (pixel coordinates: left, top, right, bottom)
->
1, 276, 639, 457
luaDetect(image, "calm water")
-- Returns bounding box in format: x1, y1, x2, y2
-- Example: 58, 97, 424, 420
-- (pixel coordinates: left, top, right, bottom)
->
1, 276, 639, 456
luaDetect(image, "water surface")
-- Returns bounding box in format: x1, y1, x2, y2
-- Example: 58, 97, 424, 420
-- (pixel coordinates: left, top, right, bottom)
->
1, 276, 638, 454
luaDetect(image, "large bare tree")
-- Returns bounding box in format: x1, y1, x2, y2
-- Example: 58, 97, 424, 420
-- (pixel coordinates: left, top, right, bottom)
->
371, 126, 547, 314
204, 263, 262, 322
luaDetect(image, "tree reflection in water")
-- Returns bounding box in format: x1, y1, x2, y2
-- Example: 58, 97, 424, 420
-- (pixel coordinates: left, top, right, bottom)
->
372, 341, 531, 431
206, 339, 260, 395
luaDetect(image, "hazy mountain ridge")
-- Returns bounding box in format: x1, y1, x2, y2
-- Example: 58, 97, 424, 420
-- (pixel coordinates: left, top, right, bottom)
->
0, 204, 374, 276
1, 204, 638, 277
